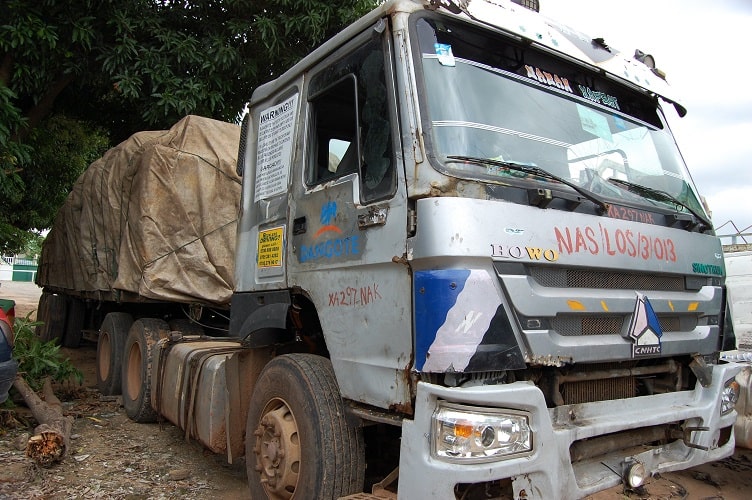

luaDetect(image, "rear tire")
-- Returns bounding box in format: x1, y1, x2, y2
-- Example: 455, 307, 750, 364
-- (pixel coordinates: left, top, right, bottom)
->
96, 312, 133, 396
62, 298, 85, 348
246, 354, 365, 499
36, 293, 67, 343
34, 293, 48, 339
122, 318, 169, 423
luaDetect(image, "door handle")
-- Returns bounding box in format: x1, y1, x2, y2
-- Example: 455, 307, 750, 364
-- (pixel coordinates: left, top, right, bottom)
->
357, 206, 388, 229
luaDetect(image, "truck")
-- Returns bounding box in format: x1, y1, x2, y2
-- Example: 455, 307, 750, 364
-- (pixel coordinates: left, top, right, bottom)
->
723, 243, 752, 352
36, 0, 741, 498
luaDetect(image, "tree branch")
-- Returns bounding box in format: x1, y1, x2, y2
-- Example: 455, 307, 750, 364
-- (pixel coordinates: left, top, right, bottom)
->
13, 73, 76, 142
12, 376, 73, 467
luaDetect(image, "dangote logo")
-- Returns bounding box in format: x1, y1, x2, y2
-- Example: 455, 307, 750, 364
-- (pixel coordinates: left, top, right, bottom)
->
299, 201, 360, 262
628, 293, 663, 357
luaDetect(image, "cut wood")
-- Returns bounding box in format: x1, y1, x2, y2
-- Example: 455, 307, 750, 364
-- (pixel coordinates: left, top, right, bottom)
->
12, 376, 73, 467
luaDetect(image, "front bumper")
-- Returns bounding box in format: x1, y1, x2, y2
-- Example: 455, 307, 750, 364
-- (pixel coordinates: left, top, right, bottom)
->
398, 362, 740, 499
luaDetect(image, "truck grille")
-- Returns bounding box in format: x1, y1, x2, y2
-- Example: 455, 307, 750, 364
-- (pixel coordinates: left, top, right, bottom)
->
554, 316, 623, 336
562, 377, 636, 404
529, 267, 685, 291
542, 360, 685, 407
553, 315, 684, 336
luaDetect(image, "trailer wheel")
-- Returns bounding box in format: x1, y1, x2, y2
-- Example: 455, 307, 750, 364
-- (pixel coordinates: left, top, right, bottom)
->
36, 293, 67, 343
96, 312, 133, 396
246, 354, 365, 499
122, 318, 169, 423
34, 293, 48, 340
62, 298, 85, 348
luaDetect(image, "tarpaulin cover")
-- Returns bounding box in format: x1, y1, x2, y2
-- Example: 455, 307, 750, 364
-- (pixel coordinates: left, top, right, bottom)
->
37, 115, 241, 306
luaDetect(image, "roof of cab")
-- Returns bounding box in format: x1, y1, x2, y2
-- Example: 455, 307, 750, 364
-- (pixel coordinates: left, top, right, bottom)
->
250, 0, 685, 116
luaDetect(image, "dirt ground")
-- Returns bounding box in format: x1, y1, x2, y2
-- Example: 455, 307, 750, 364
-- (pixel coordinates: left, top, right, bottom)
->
1, 281, 250, 499
2, 280, 752, 499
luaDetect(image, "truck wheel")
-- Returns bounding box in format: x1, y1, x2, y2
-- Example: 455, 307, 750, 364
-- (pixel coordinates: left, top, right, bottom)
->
96, 312, 133, 396
246, 354, 365, 499
36, 293, 67, 343
62, 298, 85, 348
122, 318, 169, 423
34, 293, 48, 339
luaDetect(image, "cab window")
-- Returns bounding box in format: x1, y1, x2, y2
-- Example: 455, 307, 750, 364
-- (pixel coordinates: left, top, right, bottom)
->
307, 35, 395, 202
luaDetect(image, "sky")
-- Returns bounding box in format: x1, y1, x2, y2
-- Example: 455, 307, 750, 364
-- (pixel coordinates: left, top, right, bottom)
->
538, 0, 752, 242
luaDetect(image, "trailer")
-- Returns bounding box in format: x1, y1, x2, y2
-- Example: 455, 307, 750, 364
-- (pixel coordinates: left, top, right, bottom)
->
38, 1, 741, 498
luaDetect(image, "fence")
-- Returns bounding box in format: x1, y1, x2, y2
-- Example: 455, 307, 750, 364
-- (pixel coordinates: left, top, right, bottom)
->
0, 255, 38, 282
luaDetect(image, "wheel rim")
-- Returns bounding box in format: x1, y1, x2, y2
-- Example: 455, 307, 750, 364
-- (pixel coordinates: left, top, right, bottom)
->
126, 341, 142, 401
253, 398, 301, 499
99, 332, 111, 380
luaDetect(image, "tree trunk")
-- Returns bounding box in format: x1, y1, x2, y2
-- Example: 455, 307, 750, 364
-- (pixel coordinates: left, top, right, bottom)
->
11, 72, 76, 143
11, 376, 73, 467
0, 52, 13, 87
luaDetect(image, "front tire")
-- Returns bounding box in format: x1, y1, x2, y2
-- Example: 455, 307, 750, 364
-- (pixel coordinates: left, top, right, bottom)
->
122, 318, 169, 423
246, 354, 365, 499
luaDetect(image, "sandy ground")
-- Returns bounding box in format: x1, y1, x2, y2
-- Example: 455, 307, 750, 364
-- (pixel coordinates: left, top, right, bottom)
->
0, 280, 45, 319
1, 280, 751, 498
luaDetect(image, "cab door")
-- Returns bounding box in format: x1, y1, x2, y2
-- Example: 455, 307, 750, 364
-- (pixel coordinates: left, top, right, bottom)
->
288, 23, 412, 409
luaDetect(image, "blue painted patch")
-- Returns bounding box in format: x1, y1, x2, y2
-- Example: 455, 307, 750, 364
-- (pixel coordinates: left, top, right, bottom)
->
321, 201, 337, 225
298, 200, 362, 262
414, 269, 470, 371
644, 297, 663, 340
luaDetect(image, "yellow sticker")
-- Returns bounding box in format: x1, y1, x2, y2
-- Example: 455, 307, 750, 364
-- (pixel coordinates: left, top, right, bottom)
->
257, 226, 284, 268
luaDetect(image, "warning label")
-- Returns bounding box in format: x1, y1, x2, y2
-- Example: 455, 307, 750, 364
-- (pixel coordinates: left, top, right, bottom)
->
257, 226, 284, 268
254, 94, 298, 201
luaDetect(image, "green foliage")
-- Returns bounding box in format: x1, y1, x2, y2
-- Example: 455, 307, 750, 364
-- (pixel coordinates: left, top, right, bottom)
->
2, 0, 377, 138
11, 314, 83, 392
0, 85, 31, 204
0, 222, 33, 256
20, 116, 109, 230
22, 231, 45, 259
0, 115, 108, 254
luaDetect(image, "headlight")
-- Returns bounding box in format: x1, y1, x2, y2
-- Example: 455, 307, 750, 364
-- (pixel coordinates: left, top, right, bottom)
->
721, 377, 740, 416
432, 402, 532, 463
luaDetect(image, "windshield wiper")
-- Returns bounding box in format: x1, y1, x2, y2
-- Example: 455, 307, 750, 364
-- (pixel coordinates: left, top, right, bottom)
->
447, 155, 610, 213
607, 178, 711, 230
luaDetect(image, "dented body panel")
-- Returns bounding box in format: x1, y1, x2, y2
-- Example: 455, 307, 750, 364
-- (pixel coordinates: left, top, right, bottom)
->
410, 197, 725, 373
399, 365, 739, 499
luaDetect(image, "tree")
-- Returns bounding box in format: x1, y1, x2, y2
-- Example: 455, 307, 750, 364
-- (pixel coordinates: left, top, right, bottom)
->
25, 117, 108, 222
0, 0, 377, 252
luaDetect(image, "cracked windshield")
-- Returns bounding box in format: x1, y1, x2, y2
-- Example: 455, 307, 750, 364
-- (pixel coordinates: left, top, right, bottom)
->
415, 16, 706, 218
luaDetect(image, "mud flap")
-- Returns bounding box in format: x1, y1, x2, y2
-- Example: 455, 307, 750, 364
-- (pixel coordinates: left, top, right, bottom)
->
224, 347, 274, 463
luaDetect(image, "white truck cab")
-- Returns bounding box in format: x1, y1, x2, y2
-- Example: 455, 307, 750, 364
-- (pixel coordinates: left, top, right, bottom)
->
224, 1, 741, 498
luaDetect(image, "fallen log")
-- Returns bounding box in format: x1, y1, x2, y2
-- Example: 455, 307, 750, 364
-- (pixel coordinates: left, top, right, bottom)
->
12, 376, 73, 466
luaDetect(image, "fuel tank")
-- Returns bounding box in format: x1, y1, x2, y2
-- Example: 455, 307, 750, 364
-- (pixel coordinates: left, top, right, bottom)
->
152, 339, 245, 454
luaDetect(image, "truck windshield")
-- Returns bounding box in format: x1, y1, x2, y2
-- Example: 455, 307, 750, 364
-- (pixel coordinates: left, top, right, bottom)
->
414, 15, 707, 220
